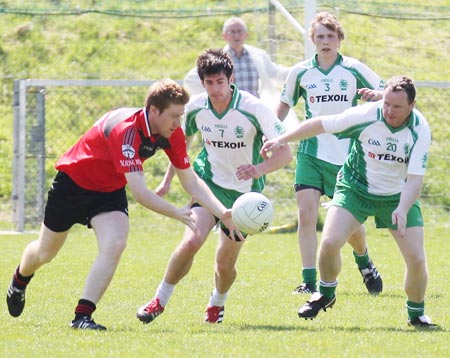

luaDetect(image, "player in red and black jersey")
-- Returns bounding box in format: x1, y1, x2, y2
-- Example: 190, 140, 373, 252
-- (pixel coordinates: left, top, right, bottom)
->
6, 79, 242, 330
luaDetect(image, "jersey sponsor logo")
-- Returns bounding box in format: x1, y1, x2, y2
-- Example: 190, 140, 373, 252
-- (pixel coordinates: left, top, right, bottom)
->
122, 144, 136, 159
368, 139, 382, 146
205, 139, 247, 149
368, 151, 409, 164
309, 94, 349, 103
120, 158, 142, 167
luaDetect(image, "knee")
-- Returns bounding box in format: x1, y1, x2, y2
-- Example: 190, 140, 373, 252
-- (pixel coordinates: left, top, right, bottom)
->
405, 252, 427, 272
320, 236, 342, 256
298, 206, 318, 227
215, 260, 235, 278
37, 250, 58, 265
181, 234, 205, 254
104, 236, 127, 258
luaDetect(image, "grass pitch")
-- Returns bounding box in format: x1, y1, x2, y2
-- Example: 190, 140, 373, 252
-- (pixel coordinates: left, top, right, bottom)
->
1, 207, 448, 357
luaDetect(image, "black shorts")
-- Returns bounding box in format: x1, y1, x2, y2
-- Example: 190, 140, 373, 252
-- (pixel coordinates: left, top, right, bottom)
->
44, 171, 128, 232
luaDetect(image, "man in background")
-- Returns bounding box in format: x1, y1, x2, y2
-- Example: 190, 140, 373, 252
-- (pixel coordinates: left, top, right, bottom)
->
184, 16, 297, 127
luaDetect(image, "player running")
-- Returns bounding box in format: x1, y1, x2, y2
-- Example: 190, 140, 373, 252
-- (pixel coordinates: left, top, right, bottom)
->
6, 79, 242, 330
136, 48, 292, 324
277, 11, 384, 295
262, 76, 437, 329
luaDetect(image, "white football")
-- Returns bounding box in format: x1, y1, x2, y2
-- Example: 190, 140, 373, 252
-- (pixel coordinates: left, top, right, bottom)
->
231, 192, 274, 235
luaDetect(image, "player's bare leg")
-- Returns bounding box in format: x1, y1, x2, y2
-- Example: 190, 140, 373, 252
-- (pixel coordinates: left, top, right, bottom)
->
70, 211, 128, 331
164, 206, 216, 285
137, 206, 216, 324
298, 206, 359, 319
82, 211, 129, 303
293, 188, 321, 294
7, 224, 68, 317
204, 230, 243, 323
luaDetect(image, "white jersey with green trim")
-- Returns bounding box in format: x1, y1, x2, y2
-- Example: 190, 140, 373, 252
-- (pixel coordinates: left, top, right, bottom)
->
281, 54, 384, 165
322, 101, 431, 196
184, 85, 286, 193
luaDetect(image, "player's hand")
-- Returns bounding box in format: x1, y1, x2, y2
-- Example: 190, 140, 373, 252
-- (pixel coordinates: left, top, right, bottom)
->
155, 180, 171, 197
358, 88, 382, 102
221, 210, 245, 242
392, 209, 407, 237
236, 164, 261, 180
175, 203, 195, 231
260, 139, 281, 160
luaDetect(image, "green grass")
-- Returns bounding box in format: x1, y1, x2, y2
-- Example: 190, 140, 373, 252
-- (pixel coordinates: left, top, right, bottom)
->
0, 1, 449, 356
1, 207, 448, 357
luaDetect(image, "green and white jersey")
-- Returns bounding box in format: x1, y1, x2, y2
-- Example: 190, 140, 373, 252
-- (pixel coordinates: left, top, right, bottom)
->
322, 101, 431, 196
281, 54, 384, 165
184, 84, 286, 193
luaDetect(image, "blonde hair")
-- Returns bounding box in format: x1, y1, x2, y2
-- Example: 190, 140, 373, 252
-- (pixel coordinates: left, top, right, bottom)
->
309, 11, 345, 42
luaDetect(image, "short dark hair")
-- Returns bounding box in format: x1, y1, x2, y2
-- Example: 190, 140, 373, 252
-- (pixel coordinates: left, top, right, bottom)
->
385, 76, 416, 104
196, 48, 234, 81
145, 79, 189, 113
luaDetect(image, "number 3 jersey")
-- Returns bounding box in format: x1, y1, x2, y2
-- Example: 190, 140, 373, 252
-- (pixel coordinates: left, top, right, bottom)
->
281, 54, 384, 165
184, 85, 286, 193
322, 101, 431, 196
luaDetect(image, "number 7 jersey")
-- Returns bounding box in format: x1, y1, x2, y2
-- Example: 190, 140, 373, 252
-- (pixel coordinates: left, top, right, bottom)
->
184, 85, 286, 193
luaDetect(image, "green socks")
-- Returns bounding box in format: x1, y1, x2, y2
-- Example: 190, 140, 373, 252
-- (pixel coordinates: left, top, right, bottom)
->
353, 249, 370, 270
407, 300, 425, 320
302, 268, 317, 290
319, 280, 338, 299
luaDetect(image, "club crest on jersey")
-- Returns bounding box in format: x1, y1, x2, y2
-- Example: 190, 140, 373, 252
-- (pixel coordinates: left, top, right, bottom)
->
234, 126, 244, 138
275, 122, 285, 134
122, 144, 136, 159
339, 79, 349, 91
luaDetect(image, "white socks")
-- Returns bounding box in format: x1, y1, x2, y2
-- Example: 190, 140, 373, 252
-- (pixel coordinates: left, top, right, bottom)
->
208, 288, 228, 307
155, 280, 175, 307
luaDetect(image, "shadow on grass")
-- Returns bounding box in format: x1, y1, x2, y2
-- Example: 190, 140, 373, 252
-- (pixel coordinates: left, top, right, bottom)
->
237, 323, 446, 333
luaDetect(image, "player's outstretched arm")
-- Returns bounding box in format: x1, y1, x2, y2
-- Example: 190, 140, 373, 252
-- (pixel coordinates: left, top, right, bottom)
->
175, 167, 244, 241
261, 117, 325, 159
236, 143, 292, 181
358, 88, 383, 102
125, 171, 195, 230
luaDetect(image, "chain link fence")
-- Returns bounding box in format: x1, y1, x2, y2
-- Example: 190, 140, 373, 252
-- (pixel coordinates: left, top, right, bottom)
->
11, 79, 450, 231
